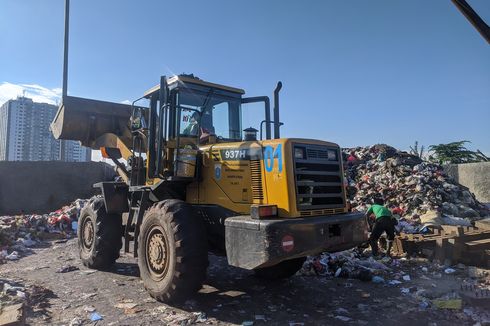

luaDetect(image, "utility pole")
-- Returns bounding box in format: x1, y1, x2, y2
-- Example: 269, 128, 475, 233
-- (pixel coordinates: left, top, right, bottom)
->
62, 0, 70, 98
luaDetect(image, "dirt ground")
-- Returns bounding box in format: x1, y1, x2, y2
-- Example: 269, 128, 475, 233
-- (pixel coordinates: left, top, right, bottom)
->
1, 238, 489, 326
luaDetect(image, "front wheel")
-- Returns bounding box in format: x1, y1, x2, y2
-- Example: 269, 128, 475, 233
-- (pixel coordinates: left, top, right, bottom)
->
254, 257, 306, 280
138, 200, 208, 303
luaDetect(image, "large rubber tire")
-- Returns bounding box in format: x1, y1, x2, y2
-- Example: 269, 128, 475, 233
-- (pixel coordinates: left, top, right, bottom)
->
254, 257, 306, 280
77, 196, 122, 269
138, 199, 208, 303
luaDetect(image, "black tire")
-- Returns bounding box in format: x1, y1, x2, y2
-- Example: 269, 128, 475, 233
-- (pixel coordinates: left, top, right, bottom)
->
254, 257, 306, 280
77, 196, 122, 269
138, 199, 208, 303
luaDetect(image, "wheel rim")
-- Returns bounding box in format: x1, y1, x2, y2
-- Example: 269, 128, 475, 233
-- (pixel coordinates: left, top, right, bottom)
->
146, 226, 169, 281
81, 218, 94, 249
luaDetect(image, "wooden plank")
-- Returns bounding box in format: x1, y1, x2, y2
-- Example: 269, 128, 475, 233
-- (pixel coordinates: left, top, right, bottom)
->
465, 238, 490, 251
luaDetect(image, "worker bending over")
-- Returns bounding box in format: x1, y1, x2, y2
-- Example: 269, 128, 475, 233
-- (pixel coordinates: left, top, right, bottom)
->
366, 198, 396, 257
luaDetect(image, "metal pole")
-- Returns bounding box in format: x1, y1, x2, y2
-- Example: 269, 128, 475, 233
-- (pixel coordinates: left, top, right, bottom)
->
451, 0, 490, 44
62, 0, 70, 98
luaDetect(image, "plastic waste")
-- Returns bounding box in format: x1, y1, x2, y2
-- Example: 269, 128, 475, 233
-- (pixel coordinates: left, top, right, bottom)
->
372, 276, 385, 283
90, 312, 103, 321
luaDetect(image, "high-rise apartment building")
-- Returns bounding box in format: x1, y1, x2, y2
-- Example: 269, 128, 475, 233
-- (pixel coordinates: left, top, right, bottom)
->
0, 97, 91, 162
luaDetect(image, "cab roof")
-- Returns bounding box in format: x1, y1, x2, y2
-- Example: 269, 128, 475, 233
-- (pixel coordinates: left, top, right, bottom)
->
144, 75, 245, 98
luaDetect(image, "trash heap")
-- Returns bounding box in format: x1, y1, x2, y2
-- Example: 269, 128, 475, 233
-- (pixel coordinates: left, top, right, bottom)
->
299, 248, 390, 281
0, 199, 88, 263
300, 248, 490, 324
343, 144, 489, 232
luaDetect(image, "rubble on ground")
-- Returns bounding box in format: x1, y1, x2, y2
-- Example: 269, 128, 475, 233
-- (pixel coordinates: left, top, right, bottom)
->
343, 144, 489, 233
0, 278, 54, 325
0, 199, 88, 263
299, 247, 490, 324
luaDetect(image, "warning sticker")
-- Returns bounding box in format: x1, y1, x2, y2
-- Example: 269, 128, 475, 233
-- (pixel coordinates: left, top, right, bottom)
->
281, 235, 294, 252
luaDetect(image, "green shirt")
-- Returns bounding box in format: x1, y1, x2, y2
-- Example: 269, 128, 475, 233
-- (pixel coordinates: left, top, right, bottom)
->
366, 204, 392, 220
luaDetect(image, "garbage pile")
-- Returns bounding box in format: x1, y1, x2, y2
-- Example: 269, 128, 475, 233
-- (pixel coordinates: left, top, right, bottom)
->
300, 248, 490, 323
0, 199, 88, 263
299, 248, 391, 281
343, 144, 489, 232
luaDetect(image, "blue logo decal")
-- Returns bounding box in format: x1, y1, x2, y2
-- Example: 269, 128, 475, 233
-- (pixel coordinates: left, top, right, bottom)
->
214, 164, 222, 180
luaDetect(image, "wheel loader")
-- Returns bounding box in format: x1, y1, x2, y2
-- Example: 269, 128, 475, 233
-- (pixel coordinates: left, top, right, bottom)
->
51, 74, 369, 302
49, 0, 371, 303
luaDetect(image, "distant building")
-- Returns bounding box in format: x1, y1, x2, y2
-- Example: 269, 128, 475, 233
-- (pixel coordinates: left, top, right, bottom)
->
0, 97, 91, 162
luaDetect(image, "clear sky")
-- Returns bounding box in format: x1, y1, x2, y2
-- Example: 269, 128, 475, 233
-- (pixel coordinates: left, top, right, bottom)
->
1, 0, 489, 157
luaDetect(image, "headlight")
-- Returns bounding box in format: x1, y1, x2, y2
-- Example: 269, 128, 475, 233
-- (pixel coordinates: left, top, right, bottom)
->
294, 147, 305, 159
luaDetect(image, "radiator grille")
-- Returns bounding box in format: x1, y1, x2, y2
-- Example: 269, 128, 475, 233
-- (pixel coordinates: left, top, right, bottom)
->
294, 144, 344, 211
250, 159, 264, 200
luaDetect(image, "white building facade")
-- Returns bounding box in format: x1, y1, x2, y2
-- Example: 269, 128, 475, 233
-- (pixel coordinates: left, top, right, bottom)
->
0, 97, 91, 162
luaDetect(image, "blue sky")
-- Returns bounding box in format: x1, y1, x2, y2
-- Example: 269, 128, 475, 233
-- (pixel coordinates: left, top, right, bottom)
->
1, 0, 489, 156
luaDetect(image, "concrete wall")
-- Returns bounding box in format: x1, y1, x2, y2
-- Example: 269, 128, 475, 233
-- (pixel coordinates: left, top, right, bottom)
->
445, 162, 490, 203
0, 161, 116, 215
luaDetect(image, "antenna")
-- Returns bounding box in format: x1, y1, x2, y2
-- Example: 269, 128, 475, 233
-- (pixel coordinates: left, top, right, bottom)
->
62, 0, 70, 99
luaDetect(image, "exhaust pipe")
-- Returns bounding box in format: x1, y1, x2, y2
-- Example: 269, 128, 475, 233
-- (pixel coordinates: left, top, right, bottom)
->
273, 81, 282, 139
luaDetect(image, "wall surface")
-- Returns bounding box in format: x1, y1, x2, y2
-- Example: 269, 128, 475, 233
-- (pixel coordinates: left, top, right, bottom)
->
0, 161, 116, 215
445, 162, 490, 203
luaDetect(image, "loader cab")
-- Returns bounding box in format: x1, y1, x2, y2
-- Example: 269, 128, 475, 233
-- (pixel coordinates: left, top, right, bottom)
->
135, 74, 272, 184
168, 75, 244, 144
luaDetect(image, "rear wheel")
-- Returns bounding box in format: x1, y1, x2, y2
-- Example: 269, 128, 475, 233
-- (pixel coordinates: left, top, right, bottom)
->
78, 196, 122, 269
254, 257, 306, 280
138, 200, 208, 303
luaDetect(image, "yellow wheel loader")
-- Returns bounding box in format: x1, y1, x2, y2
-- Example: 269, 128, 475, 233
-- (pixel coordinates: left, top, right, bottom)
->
50, 0, 371, 303
51, 74, 369, 302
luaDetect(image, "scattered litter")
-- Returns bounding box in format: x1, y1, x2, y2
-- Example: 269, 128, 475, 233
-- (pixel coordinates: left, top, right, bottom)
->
444, 268, 456, 274
255, 314, 266, 321
6, 251, 19, 261
194, 312, 207, 323
401, 288, 410, 294
372, 276, 385, 284
16, 290, 26, 299
80, 269, 97, 275
388, 280, 402, 286
90, 312, 103, 321
69, 317, 83, 326
334, 315, 352, 322
335, 308, 349, 314
242, 321, 254, 326
56, 265, 79, 273
433, 299, 462, 310
402, 275, 411, 281
83, 306, 96, 313
0, 303, 24, 325
115, 303, 138, 310
419, 301, 430, 309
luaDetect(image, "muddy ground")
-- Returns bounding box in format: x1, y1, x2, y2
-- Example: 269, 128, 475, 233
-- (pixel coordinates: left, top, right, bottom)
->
1, 239, 489, 325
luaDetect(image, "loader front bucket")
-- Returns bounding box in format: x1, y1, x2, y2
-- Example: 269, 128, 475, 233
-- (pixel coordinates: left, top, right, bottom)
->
51, 96, 134, 151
